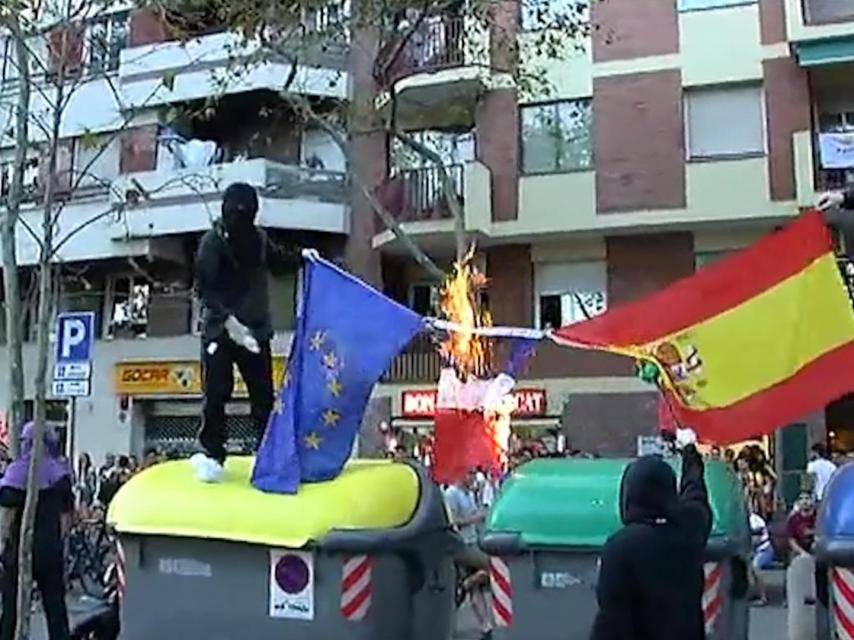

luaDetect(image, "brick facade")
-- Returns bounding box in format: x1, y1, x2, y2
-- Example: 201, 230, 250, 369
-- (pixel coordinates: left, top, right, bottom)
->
120, 126, 159, 174
564, 391, 660, 456
764, 58, 811, 201
128, 8, 169, 47
476, 89, 519, 222
345, 25, 385, 285
760, 0, 787, 44
594, 70, 686, 213
592, 0, 679, 62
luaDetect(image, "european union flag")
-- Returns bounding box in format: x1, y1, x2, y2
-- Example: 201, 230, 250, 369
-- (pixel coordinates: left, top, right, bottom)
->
252, 255, 424, 493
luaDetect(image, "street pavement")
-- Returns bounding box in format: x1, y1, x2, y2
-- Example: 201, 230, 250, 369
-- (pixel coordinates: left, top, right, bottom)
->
25, 572, 789, 639
454, 569, 789, 640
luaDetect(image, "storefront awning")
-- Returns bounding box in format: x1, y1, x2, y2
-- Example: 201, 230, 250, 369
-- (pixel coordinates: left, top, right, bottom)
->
795, 37, 854, 67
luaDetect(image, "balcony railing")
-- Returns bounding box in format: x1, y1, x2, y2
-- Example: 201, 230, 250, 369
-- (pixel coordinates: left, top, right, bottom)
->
114, 159, 347, 206
803, 0, 854, 25
383, 333, 443, 383
378, 164, 464, 224
404, 16, 466, 73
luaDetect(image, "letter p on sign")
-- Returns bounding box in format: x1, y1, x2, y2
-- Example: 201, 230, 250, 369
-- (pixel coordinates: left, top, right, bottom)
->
56, 312, 94, 363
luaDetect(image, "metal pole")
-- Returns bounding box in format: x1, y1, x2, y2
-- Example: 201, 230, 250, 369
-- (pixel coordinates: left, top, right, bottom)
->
67, 396, 76, 465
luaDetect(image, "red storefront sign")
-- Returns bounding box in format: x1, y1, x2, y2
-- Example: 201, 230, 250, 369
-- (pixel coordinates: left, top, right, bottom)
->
402, 388, 547, 418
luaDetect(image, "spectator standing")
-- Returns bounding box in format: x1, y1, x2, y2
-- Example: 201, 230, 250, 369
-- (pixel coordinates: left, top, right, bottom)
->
807, 443, 837, 503
445, 470, 493, 640
75, 452, 97, 514
0, 424, 73, 640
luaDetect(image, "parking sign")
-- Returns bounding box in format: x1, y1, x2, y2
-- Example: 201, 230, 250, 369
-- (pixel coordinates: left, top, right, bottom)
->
56, 312, 95, 363
54, 312, 94, 398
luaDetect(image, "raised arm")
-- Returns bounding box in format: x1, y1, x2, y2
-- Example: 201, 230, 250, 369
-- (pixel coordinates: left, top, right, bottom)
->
679, 444, 713, 548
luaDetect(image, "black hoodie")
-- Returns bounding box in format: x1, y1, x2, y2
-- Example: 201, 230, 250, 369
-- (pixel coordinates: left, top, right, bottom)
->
590, 446, 712, 640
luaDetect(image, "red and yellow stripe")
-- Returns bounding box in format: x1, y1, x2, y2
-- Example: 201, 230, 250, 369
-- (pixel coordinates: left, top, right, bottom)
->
555, 211, 854, 443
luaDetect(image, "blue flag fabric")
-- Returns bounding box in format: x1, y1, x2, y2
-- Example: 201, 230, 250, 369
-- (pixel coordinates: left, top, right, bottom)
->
252, 256, 424, 494
503, 337, 538, 378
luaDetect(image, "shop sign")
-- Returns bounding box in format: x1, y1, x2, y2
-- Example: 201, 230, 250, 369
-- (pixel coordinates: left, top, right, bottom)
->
115, 358, 287, 396
402, 388, 547, 418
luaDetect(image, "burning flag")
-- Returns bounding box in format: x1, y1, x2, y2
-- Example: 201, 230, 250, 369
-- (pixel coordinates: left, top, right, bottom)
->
430, 252, 538, 484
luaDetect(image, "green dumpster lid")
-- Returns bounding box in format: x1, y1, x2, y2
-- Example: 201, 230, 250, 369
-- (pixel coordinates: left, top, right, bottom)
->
485, 458, 744, 548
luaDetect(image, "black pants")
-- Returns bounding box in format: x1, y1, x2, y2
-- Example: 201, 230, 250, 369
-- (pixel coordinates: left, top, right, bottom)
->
0, 552, 70, 640
199, 335, 273, 463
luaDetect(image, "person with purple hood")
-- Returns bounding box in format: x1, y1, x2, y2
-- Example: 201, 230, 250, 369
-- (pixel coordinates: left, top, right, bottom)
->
0, 422, 73, 640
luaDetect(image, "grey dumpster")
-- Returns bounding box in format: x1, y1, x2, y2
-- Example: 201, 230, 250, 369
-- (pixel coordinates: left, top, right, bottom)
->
480, 458, 751, 640
108, 457, 456, 640
815, 461, 854, 640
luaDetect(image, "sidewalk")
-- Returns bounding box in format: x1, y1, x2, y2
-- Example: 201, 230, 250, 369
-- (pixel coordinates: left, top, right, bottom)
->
453, 569, 790, 639
27, 594, 104, 640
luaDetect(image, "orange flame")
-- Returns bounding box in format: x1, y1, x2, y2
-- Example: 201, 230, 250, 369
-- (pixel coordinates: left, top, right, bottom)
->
439, 248, 491, 380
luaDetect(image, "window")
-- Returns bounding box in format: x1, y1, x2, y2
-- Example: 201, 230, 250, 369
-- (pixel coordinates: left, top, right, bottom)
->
520, 0, 589, 31
534, 260, 607, 329
685, 85, 764, 159
73, 133, 120, 192
678, 0, 755, 11
85, 12, 129, 74
521, 100, 593, 174
390, 130, 475, 171
409, 283, 440, 316
820, 111, 854, 133
106, 275, 150, 338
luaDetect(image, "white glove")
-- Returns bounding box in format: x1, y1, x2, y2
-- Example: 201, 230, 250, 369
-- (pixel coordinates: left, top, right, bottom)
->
301, 248, 320, 262
224, 315, 260, 354
676, 427, 698, 448
817, 191, 845, 211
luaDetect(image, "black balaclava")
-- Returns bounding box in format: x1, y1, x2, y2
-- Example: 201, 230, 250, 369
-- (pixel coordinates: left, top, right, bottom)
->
221, 182, 261, 266
619, 455, 678, 525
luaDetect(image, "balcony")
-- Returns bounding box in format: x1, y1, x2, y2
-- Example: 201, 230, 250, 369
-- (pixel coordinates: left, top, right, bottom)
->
109, 158, 348, 239
375, 16, 494, 129
372, 161, 492, 250
788, 0, 854, 50
382, 333, 442, 383
118, 31, 347, 110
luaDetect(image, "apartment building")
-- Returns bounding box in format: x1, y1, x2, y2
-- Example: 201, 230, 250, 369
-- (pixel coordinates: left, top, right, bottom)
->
357, 0, 854, 487
0, 7, 349, 461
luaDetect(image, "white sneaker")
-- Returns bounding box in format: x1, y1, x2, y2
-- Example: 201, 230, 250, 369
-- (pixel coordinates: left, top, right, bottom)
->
190, 453, 224, 483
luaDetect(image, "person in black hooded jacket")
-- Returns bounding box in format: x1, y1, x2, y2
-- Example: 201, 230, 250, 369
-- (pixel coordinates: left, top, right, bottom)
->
590, 442, 712, 640
194, 182, 300, 470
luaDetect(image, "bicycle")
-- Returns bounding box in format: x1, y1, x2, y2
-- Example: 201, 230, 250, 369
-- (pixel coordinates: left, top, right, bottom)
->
66, 518, 114, 599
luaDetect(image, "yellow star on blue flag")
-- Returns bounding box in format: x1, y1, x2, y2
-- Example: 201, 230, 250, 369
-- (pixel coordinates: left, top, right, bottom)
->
252, 254, 424, 494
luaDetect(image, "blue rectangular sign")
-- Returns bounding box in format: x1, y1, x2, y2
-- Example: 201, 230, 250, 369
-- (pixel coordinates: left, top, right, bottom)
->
55, 312, 95, 364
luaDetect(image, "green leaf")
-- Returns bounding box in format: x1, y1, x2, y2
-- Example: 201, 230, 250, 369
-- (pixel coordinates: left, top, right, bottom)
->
161, 70, 177, 92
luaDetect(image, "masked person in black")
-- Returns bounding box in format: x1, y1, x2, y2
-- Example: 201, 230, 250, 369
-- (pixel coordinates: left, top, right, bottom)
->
193, 182, 300, 480
590, 434, 712, 640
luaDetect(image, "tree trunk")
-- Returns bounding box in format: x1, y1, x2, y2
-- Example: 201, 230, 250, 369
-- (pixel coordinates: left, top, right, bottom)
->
14, 77, 64, 640
0, 15, 31, 457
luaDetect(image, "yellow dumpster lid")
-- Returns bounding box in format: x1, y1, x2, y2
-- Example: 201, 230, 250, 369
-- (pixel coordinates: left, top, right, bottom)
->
107, 457, 420, 548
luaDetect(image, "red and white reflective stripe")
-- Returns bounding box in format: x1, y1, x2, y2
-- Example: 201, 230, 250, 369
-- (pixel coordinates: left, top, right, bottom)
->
832, 567, 854, 639
703, 562, 723, 635
489, 557, 513, 628
115, 539, 126, 600
340, 555, 372, 621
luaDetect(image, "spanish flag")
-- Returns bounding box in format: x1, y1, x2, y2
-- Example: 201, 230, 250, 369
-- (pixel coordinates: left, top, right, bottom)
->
554, 211, 854, 444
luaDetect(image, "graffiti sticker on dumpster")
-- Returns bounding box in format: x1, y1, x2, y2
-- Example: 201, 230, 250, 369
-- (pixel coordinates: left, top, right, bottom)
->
269, 550, 315, 620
